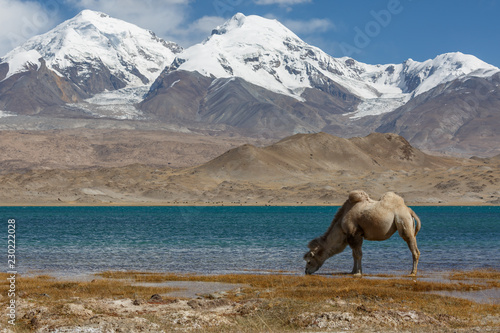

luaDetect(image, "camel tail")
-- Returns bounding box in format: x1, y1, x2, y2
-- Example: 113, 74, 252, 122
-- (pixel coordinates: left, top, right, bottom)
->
409, 208, 421, 237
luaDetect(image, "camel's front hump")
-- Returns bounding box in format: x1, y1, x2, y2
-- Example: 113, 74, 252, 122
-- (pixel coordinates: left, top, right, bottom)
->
349, 203, 397, 241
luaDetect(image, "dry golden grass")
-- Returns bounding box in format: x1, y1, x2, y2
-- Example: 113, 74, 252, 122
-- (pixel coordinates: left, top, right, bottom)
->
97, 270, 500, 323
1, 270, 498, 332
1, 274, 178, 303
449, 268, 500, 287
449, 268, 498, 279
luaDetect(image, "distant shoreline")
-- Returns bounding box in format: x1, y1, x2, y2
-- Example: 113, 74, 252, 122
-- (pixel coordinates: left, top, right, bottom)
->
1, 202, 499, 207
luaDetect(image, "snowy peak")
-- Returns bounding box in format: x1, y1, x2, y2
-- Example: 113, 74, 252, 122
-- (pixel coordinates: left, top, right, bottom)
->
170, 13, 499, 107
400, 52, 498, 95
1, 9, 182, 90
210, 12, 248, 35
209, 13, 298, 40
172, 13, 370, 100
345, 52, 499, 118
348, 52, 499, 96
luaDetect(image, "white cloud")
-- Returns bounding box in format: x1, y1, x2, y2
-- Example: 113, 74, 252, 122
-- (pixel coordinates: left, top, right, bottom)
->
254, 0, 312, 5
169, 16, 226, 47
282, 18, 335, 34
66, 0, 223, 47
264, 14, 335, 35
67, 0, 191, 40
263, 14, 336, 56
0, 0, 225, 54
0, 0, 62, 57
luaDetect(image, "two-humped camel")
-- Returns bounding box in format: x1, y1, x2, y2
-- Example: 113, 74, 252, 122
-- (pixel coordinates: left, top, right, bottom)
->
304, 190, 421, 276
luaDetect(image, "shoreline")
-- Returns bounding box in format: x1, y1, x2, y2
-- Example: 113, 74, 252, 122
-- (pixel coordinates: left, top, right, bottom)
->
16, 268, 500, 296
2, 201, 499, 207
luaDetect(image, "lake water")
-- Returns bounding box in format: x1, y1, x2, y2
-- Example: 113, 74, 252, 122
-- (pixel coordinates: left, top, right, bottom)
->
2, 206, 499, 276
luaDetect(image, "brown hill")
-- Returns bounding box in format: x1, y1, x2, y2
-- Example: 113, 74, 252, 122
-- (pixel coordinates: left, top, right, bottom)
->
193, 132, 456, 181
0, 132, 497, 205
489, 154, 500, 162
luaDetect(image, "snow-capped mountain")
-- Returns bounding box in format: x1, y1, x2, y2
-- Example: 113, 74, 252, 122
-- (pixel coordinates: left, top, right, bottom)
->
170, 13, 380, 101
1, 9, 181, 93
141, 13, 500, 155
167, 13, 498, 118
358, 52, 498, 97
0, 11, 499, 156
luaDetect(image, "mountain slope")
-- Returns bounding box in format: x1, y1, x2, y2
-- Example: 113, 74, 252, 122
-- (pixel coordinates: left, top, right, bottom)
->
0, 59, 89, 116
140, 70, 357, 137
139, 70, 213, 122
377, 72, 500, 156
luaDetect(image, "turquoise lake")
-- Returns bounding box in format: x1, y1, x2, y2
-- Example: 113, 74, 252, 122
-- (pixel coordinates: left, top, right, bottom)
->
2, 206, 499, 276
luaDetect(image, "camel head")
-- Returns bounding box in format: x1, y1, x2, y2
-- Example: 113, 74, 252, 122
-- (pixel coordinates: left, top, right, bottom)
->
303, 239, 325, 275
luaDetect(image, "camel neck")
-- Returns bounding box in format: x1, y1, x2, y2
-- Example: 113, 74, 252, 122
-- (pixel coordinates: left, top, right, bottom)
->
322, 222, 348, 259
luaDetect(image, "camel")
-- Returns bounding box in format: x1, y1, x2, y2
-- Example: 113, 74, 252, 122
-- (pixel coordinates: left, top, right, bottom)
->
304, 190, 421, 276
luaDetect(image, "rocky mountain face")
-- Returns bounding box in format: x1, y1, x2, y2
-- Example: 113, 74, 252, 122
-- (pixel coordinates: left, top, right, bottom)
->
377, 73, 500, 156
139, 70, 357, 138
0, 59, 88, 115
1, 11, 499, 156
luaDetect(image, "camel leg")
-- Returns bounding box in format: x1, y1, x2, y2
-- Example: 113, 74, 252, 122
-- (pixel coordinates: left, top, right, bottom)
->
347, 235, 363, 275
396, 215, 420, 276
405, 236, 420, 276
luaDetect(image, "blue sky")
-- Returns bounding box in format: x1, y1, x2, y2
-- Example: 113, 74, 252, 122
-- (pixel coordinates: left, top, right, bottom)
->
1, 0, 499, 67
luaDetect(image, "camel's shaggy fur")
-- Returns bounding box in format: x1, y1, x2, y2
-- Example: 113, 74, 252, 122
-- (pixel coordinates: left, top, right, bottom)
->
304, 190, 421, 276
